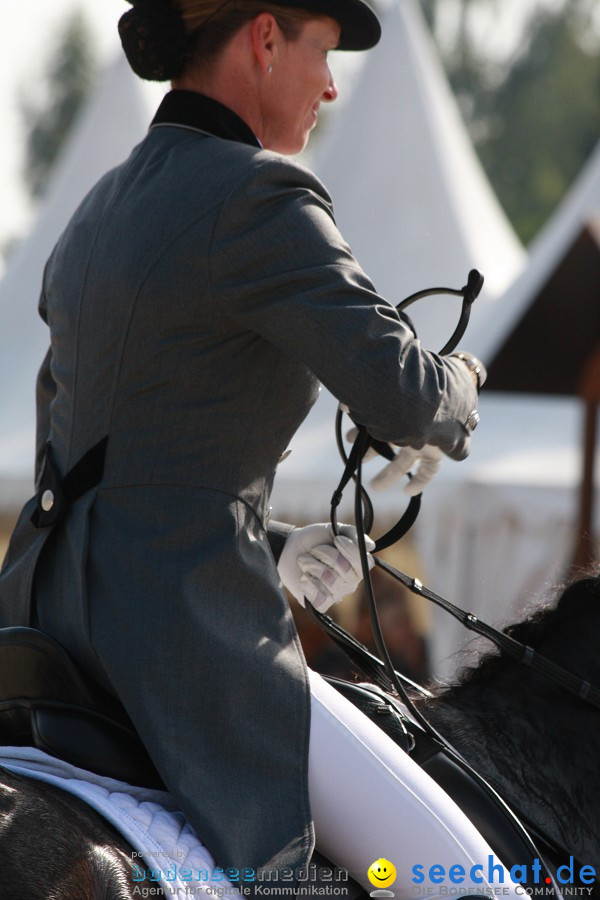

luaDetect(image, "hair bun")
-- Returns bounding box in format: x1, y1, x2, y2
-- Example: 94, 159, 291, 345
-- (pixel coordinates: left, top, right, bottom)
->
119, 0, 190, 81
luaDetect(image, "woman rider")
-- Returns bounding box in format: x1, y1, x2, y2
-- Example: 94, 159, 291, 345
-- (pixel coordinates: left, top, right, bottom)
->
0, 0, 524, 895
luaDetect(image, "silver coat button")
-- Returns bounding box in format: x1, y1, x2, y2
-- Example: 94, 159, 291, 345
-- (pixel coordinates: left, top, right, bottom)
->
41, 489, 55, 512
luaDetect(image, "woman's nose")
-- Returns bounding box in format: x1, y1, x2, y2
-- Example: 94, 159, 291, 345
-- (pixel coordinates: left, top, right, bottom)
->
323, 72, 339, 103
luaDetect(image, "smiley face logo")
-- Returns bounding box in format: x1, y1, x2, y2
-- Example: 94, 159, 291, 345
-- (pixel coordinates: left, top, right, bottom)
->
367, 858, 397, 889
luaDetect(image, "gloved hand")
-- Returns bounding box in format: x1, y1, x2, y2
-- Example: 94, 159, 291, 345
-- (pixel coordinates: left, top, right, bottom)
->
277, 523, 375, 613
346, 426, 443, 495
370, 443, 443, 495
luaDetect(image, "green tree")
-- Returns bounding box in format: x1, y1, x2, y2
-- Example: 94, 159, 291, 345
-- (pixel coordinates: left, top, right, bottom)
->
476, 2, 600, 242
20, 10, 96, 198
419, 0, 600, 243
419, 0, 501, 113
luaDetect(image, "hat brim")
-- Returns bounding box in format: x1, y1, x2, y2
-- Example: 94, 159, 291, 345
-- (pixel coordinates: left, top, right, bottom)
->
271, 0, 381, 51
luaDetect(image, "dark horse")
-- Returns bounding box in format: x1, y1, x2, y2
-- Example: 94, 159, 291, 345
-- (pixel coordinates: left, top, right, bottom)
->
0, 768, 147, 898
418, 572, 600, 875
1, 572, 599, 897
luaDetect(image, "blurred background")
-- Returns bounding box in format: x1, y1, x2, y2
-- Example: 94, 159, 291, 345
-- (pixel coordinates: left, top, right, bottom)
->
1, 0, 599, 681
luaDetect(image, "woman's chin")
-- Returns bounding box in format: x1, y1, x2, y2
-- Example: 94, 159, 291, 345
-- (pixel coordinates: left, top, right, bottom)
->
268, 134, 310, 156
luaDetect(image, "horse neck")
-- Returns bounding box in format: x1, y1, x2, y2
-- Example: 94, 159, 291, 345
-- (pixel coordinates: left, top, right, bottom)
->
419, 668, 600, 869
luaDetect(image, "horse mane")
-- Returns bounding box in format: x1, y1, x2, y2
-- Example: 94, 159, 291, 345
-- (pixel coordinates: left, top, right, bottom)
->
433, 569, 600, 699
418, 570, 600, 868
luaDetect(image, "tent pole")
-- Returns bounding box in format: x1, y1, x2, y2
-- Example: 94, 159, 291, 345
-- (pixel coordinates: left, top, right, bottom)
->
571, 397, 597, 572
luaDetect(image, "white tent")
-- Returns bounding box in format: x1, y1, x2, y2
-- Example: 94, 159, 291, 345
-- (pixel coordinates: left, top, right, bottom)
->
412, 393, 585, 675
270, 0, 525, 521
0, 55, 165, 512
416, 138, 600, 675
313, 0, 525, 332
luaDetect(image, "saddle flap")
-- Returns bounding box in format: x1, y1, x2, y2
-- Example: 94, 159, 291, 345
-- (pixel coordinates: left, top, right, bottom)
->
31, 706, 165, 789
0, 627, 107, 708
0, 627, 164, 790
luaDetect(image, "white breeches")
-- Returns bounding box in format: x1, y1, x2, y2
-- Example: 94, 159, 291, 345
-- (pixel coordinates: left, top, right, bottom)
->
308, 670, 525, 899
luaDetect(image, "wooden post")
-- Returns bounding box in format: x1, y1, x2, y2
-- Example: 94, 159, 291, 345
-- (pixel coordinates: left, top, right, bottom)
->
571, 348, 600, 571
571, 397, 598, 571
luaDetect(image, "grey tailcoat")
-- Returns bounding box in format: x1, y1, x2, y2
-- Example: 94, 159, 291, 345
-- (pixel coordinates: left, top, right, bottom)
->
0, 92, 478, 880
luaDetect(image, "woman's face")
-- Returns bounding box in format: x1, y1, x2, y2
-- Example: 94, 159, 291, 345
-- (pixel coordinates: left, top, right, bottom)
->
261, 16, 340, 155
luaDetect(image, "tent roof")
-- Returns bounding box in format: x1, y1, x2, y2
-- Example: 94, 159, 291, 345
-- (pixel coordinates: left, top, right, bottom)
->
486, 218, 600, 395
311, 0, 525, 352
468, 139, 600, 367
0, 55, 164, 503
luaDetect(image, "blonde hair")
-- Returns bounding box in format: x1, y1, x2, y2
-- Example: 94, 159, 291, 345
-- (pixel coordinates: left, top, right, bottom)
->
175, 0, 316, 71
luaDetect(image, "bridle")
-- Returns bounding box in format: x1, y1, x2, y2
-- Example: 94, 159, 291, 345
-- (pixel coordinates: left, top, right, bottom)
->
316, 267, 600, 714
330, 268, 484, 554
304, 270, 600, 886
376, 560, 600, 710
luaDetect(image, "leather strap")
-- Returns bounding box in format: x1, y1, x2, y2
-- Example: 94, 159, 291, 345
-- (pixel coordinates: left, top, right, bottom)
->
375, 557, 600, 711
31, 437, 108, 529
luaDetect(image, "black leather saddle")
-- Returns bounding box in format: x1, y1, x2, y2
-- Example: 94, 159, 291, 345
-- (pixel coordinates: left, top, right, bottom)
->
0, 626, 165, 789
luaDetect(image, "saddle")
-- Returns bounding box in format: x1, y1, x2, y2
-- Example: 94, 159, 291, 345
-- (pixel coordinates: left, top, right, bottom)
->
0, 626, 165, 789
0, 626, 569, 891
326, 676, 569, 891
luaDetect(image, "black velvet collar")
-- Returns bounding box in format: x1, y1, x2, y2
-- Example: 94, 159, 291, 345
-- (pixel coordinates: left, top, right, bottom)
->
150, 90, 261, 148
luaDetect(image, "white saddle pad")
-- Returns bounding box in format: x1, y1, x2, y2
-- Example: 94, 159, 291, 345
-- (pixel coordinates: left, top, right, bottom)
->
0, 747, 238, 897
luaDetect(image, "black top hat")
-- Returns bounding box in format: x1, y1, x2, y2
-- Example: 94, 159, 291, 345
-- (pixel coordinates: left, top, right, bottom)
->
270, 0, 381, 50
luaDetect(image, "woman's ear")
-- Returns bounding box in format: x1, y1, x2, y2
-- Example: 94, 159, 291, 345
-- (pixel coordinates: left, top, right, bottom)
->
250, 12, 279, 74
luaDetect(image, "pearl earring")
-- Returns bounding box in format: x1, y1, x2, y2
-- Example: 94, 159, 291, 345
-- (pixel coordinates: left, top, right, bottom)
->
267, 65, 273, 73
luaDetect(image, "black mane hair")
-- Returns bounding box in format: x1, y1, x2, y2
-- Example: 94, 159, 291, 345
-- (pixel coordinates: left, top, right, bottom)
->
432, 569, 600, 699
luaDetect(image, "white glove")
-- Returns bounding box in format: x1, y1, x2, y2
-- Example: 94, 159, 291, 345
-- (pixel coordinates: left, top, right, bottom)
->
370, 444, 443, 495
346, 427, 442, 495
277, 523, 375, 613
